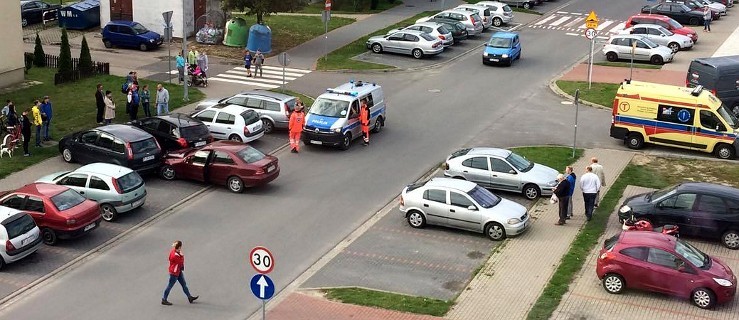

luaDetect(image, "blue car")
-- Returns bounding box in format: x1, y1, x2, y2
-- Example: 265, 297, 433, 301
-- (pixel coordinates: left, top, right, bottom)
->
102, 21, 163, 51
482, 32, 521, 66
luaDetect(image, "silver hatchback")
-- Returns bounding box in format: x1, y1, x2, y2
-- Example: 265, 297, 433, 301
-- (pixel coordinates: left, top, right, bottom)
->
443, 147, 559, 200
193, 90, 297, 134
366, 30, 444, 59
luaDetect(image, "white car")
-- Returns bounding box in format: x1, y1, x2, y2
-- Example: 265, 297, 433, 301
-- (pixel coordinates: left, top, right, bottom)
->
694, 0, 727, 14
603, 35, 675, 65
417, 9, 484, 36
399, 177, 530, 241
192, 104, 265, 143
475, 1, 515, 27
621, 24, 693, 52
455, 4, 493, 30
387, 22, 455, 47
36, 163, 147, 221
0, 206, 42, 270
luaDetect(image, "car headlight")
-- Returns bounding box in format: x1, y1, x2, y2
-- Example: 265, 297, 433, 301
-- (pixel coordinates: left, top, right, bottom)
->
149, 38, 155, 43
714, 278, 733, 287
502, 54, 509, 58
507, 218, 521, 225
618, 205, 631, 214
547, 180, 557, 187
483, 52, 488, 57
332, 128, 341, 133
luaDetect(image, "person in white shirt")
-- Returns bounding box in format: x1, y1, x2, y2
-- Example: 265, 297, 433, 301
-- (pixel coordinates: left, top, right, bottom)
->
590, 157, 606, 207
580, 166, 601, 222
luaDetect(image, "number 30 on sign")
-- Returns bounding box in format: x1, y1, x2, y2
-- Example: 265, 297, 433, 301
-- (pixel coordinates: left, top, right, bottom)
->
250, 246, 275, 274
585, 28, 597, 40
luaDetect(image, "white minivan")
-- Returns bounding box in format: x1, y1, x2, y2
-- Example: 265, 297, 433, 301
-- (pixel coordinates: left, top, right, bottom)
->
0, 206, 42, 270
192, 105, 265, 143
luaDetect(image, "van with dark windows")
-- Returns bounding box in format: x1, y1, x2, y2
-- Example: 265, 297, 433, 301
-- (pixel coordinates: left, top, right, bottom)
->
687, 56, 739, 115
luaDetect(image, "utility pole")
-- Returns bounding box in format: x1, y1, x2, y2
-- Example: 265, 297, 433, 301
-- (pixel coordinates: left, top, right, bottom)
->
181, 1, 189, 102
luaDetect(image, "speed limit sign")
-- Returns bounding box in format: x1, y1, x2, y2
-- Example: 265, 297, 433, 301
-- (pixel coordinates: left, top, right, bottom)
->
250, 246, 275, 274
584, 28, 597, 40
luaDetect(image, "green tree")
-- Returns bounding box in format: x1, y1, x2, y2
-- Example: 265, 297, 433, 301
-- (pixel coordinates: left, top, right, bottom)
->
33, 33, 46, 67
370, 0, 379, 10
78, 35, 93, 76
58, 28, 73, 81
221, 0, 307, 24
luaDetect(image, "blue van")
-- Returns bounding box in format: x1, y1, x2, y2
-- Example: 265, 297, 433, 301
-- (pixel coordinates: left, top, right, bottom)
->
482, 32, 521, 66
102, 21, 163, 51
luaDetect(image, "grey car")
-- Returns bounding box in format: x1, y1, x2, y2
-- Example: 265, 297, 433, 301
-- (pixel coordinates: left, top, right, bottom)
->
193, 90, 297, 134
443, 147, 559, 200
366, 30, 444, 59
387, 22, 455, 47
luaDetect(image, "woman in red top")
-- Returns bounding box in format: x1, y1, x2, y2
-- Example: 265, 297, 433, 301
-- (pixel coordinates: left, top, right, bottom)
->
161, 241, 198, 305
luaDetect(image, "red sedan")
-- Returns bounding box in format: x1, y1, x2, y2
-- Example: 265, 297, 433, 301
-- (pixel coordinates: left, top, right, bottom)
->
0, 183, 102, 245
159, 141, 279, 193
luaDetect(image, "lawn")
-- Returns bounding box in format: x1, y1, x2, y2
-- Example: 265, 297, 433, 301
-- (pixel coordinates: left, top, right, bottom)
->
299, 0, 401, 14
317, 11, 438, 70
593, 61, 662, 69
555, 81, 619, 108
323, 287, 453, 316
511, 146, 583, 173
0, 68, 204, 180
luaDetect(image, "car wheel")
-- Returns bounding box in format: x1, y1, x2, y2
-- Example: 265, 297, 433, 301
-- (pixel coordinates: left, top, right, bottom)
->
371, 43, 383, 53
522, 184, 540, 200
493, 17, 503, 27
62, 148, 75, 163
412, 49, 423, 59
689, 17, 700, 25
692, 288, 716, 309
227, 176, 244, 193
139, 43, 148, 51
606, 52, 618, 62
339, 133, 352, 151
103, 40, 112, 48
262, 119, 275, 134
650, 55, 664, 65
602, 273, 625, 294
100, 204, 118, 222
160, 165, 176, 180
485, 222, 506, 241
229, 134, 243, 142
407, 210, 426, 228
721, 230, 739, 249
668, 42, 680, 52
523, 2, 532, 9
22, 18, 28, 28
714, 143, 735, 160
372, 116, 383, 133
626, 133, 644, 149
42, 228, 58, 245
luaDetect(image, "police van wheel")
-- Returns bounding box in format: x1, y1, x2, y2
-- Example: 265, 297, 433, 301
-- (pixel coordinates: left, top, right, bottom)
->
715, 144, 735, 160
626, 133, 644, 150
372, 117, 384, 133
339, 133, 352, 151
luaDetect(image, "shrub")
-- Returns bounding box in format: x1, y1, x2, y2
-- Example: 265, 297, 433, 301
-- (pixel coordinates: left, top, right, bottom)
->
33, 34, 46, 67
58, 28, 73, 81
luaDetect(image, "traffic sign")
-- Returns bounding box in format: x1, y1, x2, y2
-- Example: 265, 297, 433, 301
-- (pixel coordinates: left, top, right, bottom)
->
250, 274, 275, 300
278, 52, 290, 67
584, 28, 597, 40
325, 0, 332, 11
585, 11, 599, 29
162, 11, 173, 26
250, 246, 275, 274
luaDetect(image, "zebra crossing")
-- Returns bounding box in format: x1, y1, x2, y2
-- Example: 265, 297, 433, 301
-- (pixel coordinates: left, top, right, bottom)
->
208, 65, 312, 89
529, 11, 626, 40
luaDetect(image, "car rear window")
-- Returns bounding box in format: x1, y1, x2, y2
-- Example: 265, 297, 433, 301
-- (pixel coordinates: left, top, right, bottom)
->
604, 233, 620, 250
236, 145, 266, 164
180, 124, 210, 139
51, 189, 86, 211
131, 138, 159, 153
420, 33, 436, 41
450, 148, 471, 159
503, 5, 512, 12
117, 172, 144, 193
241, 110, 261, 125
3, 214, 36, 239
437, 25, 450, 34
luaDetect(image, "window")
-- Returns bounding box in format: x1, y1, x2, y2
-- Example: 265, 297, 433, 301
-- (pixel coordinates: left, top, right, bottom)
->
423, 189, 447, 203
450, 192, 475, 208
700, 110, 724, 131
213, 151, 235, 164
215, 112, 236, 125
365, 94, 375, 108
192, 150, 210, 165
142, 118, 160, 131
349, 101, 360, 118
660, 193, 697, 210
462, 157, 489, 170
657, 105, 694, 124
107, 25, 119, 33
112, 139, 126, 153
242, 110, 260, 125
3, 214, 36, 239
615, 38, 631, 46
117, 172, 143, 193
635, 40, 650, 49
620, 247, 648, 261
121, 27, 135, 35
157, 120, 174, 135
421, 26, 432, 33
467, 186, 500, 208
729, 200, 739, 214
388, 34, 404, 41
647, 28, 662, 36
81, 131, 98, 144
130, 138, 158, 153
632, 27, 647, 34
50, 190, 84, 211
420, 33, 436, 41
195, 110, 216, 122
263, 101, 280, 111
225, 96, 248, 106
437, 26, 450, 34
245, 98, 263, 109
96, 133, 115, 150
59, 174, 88, 187
89, 176, 110, 190
404, 34, 419, 42
1, 195, 25, 209
236, 146, 265, 163
491, 158, 513, 173
696, 195, 726, 214
647, 248, 681, 269
25, 196, 45, 213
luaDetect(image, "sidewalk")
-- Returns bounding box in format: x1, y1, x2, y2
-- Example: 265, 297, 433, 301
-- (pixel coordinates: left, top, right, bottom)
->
559, 64, 686, 86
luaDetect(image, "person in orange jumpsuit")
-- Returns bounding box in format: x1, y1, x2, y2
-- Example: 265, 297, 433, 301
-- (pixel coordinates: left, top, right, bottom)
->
288, 101, 305, 153
360, 99, 370, 146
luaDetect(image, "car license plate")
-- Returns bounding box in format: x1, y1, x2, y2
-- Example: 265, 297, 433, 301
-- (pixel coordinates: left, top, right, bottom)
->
143, 155, 155, 162
267, 165, 275, 173
491, 58, 499, 62
132, 198, 144, 208
255, 123, 262, 131
195, 141, 206, 147
84, 223, 96, 232
310, 140, 322, 145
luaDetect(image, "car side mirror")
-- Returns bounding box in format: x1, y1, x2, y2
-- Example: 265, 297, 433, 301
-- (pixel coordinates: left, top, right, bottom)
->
467, 205, 477, 211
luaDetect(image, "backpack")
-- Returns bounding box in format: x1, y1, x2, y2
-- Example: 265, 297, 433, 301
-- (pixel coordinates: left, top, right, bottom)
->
121, 82, 129, 94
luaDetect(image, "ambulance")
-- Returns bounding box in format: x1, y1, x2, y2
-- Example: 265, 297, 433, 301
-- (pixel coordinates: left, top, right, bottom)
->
610, 80, 739, 159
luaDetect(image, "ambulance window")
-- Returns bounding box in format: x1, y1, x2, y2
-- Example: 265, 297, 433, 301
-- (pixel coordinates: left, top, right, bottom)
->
657, 105, 694, 125
700, 110, 725, 131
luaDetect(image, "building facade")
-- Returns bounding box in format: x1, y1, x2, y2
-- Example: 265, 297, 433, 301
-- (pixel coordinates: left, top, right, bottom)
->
0, 2, 26, 88
100, 0, 221, 39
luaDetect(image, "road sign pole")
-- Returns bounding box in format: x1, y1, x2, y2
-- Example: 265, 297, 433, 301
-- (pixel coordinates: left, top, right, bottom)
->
163, 11, 174, 85
168, 34, 172, 84
262, 300, 266, 320
588, 38, 594, 90
630, 42, 636, 81
181, 3, 189, 102
573, 89, 580, 158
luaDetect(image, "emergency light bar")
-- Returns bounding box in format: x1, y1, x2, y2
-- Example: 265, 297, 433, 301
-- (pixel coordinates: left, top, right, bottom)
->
691, 85, 703, 97
325, 89, 359, 96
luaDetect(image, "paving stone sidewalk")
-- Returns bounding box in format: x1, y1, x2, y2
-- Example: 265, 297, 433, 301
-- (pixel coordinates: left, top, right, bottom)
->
267, 292, 444, 320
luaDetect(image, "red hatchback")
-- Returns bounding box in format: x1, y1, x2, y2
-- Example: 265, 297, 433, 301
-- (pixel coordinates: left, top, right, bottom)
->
597, 232, 736, 309
0, 183, 102, 245
625, 14, 698, 43
159, 141, 279, 193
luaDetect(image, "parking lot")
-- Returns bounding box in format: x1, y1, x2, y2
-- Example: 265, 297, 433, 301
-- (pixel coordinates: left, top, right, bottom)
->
552, 186, 739, 320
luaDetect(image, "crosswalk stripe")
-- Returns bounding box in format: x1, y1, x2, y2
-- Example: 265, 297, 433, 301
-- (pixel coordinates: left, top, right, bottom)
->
563, 17, 584, 28
217, 73, 286, 85
208, 77, 280, 89
260, 65, 311, 73
608, 22, 626, 34
225, 70, 297, 81
232, 68, 306, 78
550, 16, 571, 26
596, 20, 614, 31
535, 15, 559, 25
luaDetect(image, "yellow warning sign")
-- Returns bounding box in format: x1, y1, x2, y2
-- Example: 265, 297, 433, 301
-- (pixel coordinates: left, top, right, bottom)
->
585, 11, 599, 29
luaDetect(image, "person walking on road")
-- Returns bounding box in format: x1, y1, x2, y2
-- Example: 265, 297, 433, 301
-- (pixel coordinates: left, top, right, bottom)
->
156, 84, 170, 116
288, 100, 305, 153
141, 85, 152, 117
580, 166, 601, 222
188, 49, 198, 70
253, 50, 264, 77
162, 240, 198, 306
95, 83, 105, 124
176, 53, 186, 84
553, 174, 571, 226
40, 96, 53, 141
103, 91, 116, 125
589, 157, 606, 207
244, 51, 253, 77
565, 166, 576, 219
703, 5, 712, 32
30, 100, 42, 147
360, 99, 371, 146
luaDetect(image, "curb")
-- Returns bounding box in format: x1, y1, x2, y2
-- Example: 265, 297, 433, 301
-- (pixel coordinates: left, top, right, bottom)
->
547, 53, 611, 110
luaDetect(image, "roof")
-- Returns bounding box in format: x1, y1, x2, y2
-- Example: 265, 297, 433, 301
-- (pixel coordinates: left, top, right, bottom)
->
625, 24, 663, 29
205, 140, 251, 152
15, 183, 69, 197
693, 55, 739, 68
490, 32, 517, 39
618, 80, 719, 105
442, 9, 477, 15
76, 163, 133, 178
237, 90, 295, 102
157, 114, 203, 127
618, 231, 677, 251
468, 147, 511, 157
424, 177, 476, 192
0, 206, 24, 221
630, 13, 671, 20
65, 0, 99, 10
96, 124, 152, 142
676, 182, 739, 199
410, 22, 445, 28
204, 104, 253, 115
108, 20, 140, 26
331, 81, 381, 95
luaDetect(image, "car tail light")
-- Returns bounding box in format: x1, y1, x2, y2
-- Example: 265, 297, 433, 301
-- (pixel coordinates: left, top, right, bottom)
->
66, 218, 77, 225
439, 35, 446, 40
177, 138, 188, 148
470, 15, 476, 25
244, 126, 250, 136
6, 240, 16, 252
433, 42, 441, 48
711, 89, 717, 96
255, 167, 265, 175
400, 195, 404, 206
443, 162, 449, 170
112, 178, 123, 194
612, 98, 620, 119
125, 142, 133, 160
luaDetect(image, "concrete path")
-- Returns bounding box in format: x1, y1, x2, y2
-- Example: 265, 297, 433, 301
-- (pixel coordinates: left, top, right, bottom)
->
559, 64, 686, 86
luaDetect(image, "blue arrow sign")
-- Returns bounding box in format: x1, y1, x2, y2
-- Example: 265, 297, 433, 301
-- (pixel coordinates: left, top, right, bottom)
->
250, 274, 275, 300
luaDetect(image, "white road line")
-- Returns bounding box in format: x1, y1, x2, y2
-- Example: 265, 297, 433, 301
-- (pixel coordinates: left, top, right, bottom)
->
608, 22, 626, 34
563, 17, 585, 28
535, 15, 559, 25
596, 36, 609, 39
578, 22, 587, 29
571, 12, 582, 16
596, 20, 614, 31
208, 77, 280, 89
231, 68, 306, 78
566, 33, 580, 36
550, 16, 572, 26
168, 70, 178, 74
557, 11, 569, 14
216, 73, 286, 85
224, 69, 298, 81
235, 65, 311, 74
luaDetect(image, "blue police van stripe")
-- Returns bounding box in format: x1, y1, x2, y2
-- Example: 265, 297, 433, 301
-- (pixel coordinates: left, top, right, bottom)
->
307, 114, 341, 130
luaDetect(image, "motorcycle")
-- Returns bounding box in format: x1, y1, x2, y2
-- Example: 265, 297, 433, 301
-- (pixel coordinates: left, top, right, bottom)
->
618, 205, 679, 237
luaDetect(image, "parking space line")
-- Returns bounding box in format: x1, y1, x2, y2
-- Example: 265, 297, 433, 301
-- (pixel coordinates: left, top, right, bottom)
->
570, 292, 723, 320
374, 226, 490, 245
343, 250, 470, 273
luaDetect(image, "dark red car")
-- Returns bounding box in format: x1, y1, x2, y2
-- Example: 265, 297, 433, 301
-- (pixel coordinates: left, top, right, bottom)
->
597, 231, 736, 309
159, 141, 279, 193
625, 14, 698, 43
0, 183, 102, 245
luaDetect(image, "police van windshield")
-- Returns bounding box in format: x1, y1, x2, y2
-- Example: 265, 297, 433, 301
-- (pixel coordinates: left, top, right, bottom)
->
309, 98, 350, 118
717, 105, 739, 130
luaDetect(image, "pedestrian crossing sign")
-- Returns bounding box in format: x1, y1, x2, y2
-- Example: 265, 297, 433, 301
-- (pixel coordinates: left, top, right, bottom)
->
585, 11, 599, 29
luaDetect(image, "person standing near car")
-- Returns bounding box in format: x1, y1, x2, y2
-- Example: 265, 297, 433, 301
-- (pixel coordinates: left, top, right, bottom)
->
30, 100, 42, 147
589, 157, 606, 207
288, 101, 305, 153
40, 96, 53, 141
103, 90, 116, 125
196, 51, 209, 78
141, 85, 152, 117
127, 83, 140, 121
703, 5, 712, 32
156, 84, 169, 116
21, 110, 31, 157
580, 166, 601, 222
95, 83, 105, 124
565, 166, 576, 219
360, 99, 371, 146
161, 240, 198, 306
176, 53, 186, 84
553, 174, 571, 226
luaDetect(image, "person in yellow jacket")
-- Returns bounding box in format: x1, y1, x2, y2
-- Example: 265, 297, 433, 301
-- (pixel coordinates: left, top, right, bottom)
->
30, 100, 43, 147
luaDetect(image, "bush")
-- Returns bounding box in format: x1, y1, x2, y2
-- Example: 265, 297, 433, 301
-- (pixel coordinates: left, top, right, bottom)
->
33, 33, 46, 67
58, 28, 73, 81
24, 53, 34, 73
78, 36, 93, 76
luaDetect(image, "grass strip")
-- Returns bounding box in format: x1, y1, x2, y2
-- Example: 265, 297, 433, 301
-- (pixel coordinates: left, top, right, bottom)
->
511, 146, 583, 172
593, 61, 662, 69
323, 287, 453, 316
555, 81, 619, 108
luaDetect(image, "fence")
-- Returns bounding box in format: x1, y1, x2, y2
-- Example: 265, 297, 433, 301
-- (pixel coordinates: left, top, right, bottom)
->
25, 53, 110, 85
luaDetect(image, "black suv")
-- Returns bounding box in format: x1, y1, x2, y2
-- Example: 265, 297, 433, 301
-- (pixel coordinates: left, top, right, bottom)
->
130, 114, 212, 152
59, 125, 163, 173
20, 1, 60, 27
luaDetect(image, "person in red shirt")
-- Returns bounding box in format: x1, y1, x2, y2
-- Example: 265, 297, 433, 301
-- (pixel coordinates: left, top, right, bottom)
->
162, 240, 198, 305
288, 100, 305, 153
360, 99, 370, 146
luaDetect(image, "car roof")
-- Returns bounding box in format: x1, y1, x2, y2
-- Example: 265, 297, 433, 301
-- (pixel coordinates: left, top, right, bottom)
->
610, 34, 647, 40
76, 163, 134, 178
237, 90, 295, 102
442, 9, 475, 15
330, 81, 381, 95
203, 104, 251, 114
205, 140, 250, 151
676, 182, 739, 198
490, 32, 517, 39
467, 147, 511, 157
108, 20, 140, 26
424, 177, 476, 192
0, 206, 24, 222
627, 24, 664, 29
411, 22, 444, 28
15, 182, 69, 197
693, 55, 739, 68
392, 29, 427, 36
95, 124, 152, 142
631, 13, 670, 20
618, 231, 677, 251
157, 114, 203, 127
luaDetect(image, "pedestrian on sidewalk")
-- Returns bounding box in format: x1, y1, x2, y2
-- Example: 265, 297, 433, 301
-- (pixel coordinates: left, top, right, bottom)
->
253, 50, 264, 77
141, 85, 152, 117
360, 99, 371, 146
553, 174, 571, 225
30, 100, 42, 147
565, 166, 576, 219
103, 90, 116, 125
161, 240, 198, 306
95, 83, 105, 124
589, 157, 606, 207
580, 166, 601, 222
197, 51, 209, 78
288, 100, 305, 153
156, 84, 169, 116
244, 50, 253, 77
40, 96, 53, 141
127, 83, 140, 121
21, 110, 31, 156
176, 53, 186, 84
703, 5, 712, 32
188, 49, 198, 70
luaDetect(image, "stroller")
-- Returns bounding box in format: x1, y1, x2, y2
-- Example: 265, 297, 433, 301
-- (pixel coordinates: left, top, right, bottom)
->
187, 65, 208, 87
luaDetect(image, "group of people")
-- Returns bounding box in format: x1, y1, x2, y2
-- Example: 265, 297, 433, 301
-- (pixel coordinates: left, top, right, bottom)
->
176, 50, 209, 84
2, 97, 53, 156
94, 75, 170, 125
552, 157, 606, 225
243, 50, 266, 78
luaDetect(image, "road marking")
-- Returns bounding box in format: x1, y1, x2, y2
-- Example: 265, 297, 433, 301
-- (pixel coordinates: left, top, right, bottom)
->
260, 65, 312, 74
557, 11, 569, 14
563, 17, 585, 28
550, 16, 571, 26
566, 33, 580, 36
342, 250, 470, 273
596, 20, 614, 31
217, 73, 286, 85
225, 69, 297, 81
208, 77, 280, 89
608, 22, 626, 34
232, 67, 307, 78
535, 15, 559, 25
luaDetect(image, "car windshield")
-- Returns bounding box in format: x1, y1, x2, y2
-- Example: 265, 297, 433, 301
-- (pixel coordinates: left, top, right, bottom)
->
658, 26, 674, 36
236, 146, 266, 164
717, 104, 739, 129
309, 98, 350, 118
467, 185, 501, 208
51, 189, 86, 211
675, 238, 709, 269
131, 137, 159, 153
52, 171, 71, 181
649, 184, 678, 201
180, 124, 210, 139
2, 214, 36, 239
488, 37, 512, 48
117, 172, 143, 193
131, 23, 149, 35
506, 152, 533, 172
667, 18, 683, 29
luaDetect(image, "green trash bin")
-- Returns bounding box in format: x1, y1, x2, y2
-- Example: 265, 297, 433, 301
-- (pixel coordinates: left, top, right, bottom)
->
223, 17, 248, 47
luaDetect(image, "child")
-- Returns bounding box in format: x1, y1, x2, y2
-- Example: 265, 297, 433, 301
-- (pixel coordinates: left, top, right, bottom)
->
244, 50, 253, 77
141, 85, 151, 117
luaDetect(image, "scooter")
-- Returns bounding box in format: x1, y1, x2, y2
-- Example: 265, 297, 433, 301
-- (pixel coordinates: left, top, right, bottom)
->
618, 205, 679, 237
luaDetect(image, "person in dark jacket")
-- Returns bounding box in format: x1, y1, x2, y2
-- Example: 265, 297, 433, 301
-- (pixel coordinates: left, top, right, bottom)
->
95, 83, 105, 124
553, 174, 571, 225
162, 241, 198, 305
565, 166, 576, 219
21, 110, 32, 156
40, 96, 53, 141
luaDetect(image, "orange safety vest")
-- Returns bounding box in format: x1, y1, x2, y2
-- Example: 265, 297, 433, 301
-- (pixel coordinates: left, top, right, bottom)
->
289, 110, 305, 133
360, 106, 370, 127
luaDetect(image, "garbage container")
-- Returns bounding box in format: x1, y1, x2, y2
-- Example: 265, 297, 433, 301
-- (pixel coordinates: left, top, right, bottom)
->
246, 23, 272, 54
58, 0, 100, 30
223, 17, 248, 47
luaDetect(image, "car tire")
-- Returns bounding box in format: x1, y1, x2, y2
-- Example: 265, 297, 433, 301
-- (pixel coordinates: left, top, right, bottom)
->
227, 176, 244, 193
692, 288, 716, 309
262, 119, 275, 134
714, 143, 735, 160
100, 204, 118, 222
689, 17, 700, 25
103, 40, 112, 48
721, 230, 739, 249
485, 222, 506, 241
160, 165, 176, 180
407, 210, 426, 228
606, 52, 618, 62
412, 49, 423, 59
22, 18, 28, 28
339, 133, 352, 151
602, 273, 625, 294
493, 17, 503, 27
372, 116, 384, 133
371, 43, 383, 53
62, 148, 75, 163
668, 42, 680, 52
626, 133, 644, 149
229, 134, 243, 142
139, 43, 148, 51
523, 2, 532, 9
42, 228, 57, 245
522, 184, 540, 200
650, 55, 664, 65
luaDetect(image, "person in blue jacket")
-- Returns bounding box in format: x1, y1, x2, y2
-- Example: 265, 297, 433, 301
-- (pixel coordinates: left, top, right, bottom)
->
40, 96, 53, 141
565, 166, 577, 219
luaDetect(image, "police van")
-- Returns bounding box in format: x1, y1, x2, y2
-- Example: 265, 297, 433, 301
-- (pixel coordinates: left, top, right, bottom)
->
610, 80, 739, 159
302, 80, 386, 150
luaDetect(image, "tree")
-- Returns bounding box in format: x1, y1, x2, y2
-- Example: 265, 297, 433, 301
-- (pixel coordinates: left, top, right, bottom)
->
78, 35, 93, 76
221, 0, 307, 24
33, 33, 46, 67
58, 28, 73, 81
371, 0, 379, 10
